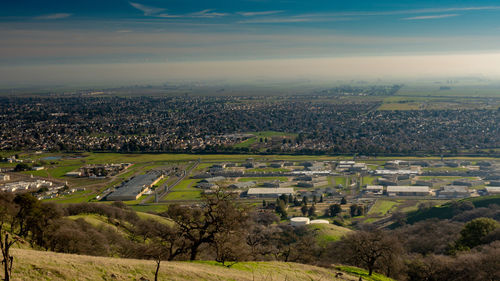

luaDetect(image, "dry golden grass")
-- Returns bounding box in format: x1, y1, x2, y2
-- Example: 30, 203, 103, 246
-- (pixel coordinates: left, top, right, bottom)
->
9, 249, 360, 281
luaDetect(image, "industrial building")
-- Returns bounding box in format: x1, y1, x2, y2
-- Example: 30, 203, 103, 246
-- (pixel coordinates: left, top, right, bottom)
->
485, 186, 500, 195
107, 172, 163, 201
387, 186, 430, 197
365, 185, 383, 195
246, 187, 294, 198
228, 181, 256, 189
437, 186, 469, 198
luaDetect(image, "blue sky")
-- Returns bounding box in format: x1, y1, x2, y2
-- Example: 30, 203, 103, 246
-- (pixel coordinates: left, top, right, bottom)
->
2, 1, 500, 86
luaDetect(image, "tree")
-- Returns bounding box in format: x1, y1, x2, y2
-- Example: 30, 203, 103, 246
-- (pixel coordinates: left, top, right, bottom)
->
165, 188, 249, 261
13, 163, 30, 172
336, 230, 402, 276
326, 204, 342, 217
456, 217, 499, 250
0, 193, 21, 281
300, 205, 308, 216
302, 196, 308, 206
340, 197, 347, 205
308, 205, 316, 217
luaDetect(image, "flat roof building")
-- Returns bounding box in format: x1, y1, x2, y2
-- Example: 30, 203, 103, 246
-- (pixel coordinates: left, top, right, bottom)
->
387, 186, 430, 197
366, 185, 383, 195
437, 186, 469, 198
247, 187, 294, 198
485, 186, 500, 195
107, 172, 163, 201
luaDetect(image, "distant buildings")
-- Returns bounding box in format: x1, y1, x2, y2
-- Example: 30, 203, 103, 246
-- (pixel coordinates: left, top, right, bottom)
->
0, 180, 54, 192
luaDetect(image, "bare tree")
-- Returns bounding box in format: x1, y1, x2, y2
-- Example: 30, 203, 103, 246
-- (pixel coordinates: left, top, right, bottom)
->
335, 230, 402, 276
165, 188, 249, 261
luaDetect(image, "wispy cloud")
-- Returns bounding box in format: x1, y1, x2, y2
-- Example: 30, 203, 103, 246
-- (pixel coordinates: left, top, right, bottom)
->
129, 2, 165, 16
129, 3, 227, 19
238, 17, 310, 24
190, 9, 228, 18
35, 13, 72, 20
403, 14, 460, 20
238, 10, 284, 17
295, 6, 500, 18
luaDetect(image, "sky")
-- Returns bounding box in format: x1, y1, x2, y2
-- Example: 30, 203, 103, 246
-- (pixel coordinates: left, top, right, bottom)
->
2, 0, 500, 87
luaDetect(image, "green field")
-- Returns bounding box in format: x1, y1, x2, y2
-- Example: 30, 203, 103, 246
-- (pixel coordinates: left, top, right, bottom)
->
233, 131, 298, 148
163, 179, 202, 201
367, 200, 400, 216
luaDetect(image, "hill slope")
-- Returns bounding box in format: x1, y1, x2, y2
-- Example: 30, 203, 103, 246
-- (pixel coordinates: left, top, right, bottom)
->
9, 249, 389, 281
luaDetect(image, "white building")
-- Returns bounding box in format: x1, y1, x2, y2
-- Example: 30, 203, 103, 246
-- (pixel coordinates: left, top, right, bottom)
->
247, 187, 294, 198
387, 186, 430, 196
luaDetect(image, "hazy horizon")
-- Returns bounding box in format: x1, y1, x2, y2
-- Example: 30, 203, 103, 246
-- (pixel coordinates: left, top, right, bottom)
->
2, 0, 500, 87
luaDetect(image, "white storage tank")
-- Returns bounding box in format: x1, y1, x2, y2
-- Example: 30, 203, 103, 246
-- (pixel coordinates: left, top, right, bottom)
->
310, 219, 330, 225
290, 217, 310, 226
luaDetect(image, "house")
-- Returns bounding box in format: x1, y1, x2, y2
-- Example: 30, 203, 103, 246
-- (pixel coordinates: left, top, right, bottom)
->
32, 166, 44, 171
386, 186, 430, 197
247, 188, 294, 198
0, 174, 10, 181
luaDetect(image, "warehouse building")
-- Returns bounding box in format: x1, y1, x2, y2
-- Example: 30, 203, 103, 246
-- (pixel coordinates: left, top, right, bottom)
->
246, 187, 294, 198
437, 186, 469, 198
387, 186, 430, 197
107, 172, 163, 201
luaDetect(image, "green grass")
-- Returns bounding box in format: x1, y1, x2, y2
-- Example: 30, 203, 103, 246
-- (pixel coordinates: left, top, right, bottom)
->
334, 177, 348, 187
233, 137, 258, 148
246, 167, 291, 173
128, 204, 170, 213
368, 200, 399, 216
164, 179, 202, 201
308, 223, 352, 244
335, 265, 395, 281
361, 176, 376, 186
233, 131, 298, 148
44, 190, 95, 204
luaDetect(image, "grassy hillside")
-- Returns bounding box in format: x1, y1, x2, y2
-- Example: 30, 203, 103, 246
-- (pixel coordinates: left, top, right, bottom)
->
404, 195, 500, 225
8, 249, 391, 281
309, 223, 352, 243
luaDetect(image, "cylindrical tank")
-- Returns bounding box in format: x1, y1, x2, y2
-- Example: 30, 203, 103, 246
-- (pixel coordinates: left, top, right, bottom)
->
310, 219, 330, 225
290, 217, 310, 226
